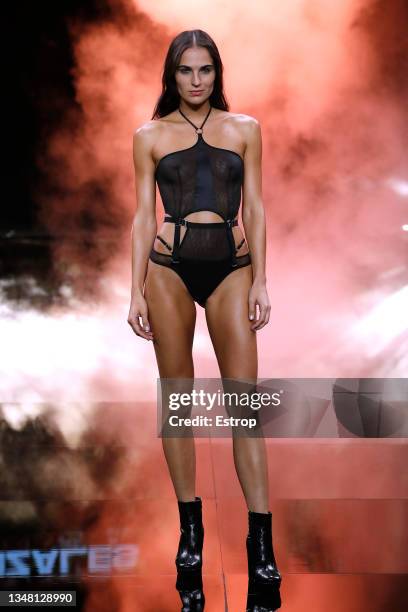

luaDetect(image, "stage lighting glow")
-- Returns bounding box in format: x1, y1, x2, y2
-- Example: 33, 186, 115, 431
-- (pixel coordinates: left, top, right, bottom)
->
0, 280, 156, 405
349, 285, 408, 357
386, 177, 408, 197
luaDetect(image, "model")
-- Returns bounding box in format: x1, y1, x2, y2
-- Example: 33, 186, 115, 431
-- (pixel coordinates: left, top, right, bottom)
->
128, 29, 282, 612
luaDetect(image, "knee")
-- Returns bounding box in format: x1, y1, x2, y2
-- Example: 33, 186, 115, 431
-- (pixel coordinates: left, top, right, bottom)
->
221, 379, 260, 420
159, 376, 196, 427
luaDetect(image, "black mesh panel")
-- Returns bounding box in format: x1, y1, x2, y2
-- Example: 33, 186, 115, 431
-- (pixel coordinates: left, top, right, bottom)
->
155, 134, 243, 221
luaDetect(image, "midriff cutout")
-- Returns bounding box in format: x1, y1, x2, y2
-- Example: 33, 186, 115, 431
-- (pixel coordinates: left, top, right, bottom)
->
153, 211, 249, 256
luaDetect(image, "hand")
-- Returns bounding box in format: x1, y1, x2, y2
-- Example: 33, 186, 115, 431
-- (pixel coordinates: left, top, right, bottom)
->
248, 281, 271, 331
127, 294, 154, 340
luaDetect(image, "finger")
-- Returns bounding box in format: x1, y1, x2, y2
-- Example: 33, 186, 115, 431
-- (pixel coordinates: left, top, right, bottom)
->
127, 317, 143, 337
250, 303, 260, 330
259, 304, 271, 329
140, 312, 153, 336
252, 304, 268, 330
137, 314, 154, 339
257, 304, 271, 329
251, 308, 263, 330
128, 316, 154, 340
263, 305, 271, 326
248, 297, 256, 322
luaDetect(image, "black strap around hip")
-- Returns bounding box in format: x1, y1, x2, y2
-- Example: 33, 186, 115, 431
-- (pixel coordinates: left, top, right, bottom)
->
225, 219, 238, 267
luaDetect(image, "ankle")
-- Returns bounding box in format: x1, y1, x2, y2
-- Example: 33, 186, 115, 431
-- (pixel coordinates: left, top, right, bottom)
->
248, 509, 271, 516
178, 495, 200, 503
248, 509, 272, 529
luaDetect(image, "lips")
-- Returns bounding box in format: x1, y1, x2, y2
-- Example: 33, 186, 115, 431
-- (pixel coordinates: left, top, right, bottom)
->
190, 91, 203, 94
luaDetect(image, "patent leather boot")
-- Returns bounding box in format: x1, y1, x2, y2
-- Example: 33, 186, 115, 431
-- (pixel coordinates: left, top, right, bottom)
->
246, 510, 282, 611
175, 496, 205, 611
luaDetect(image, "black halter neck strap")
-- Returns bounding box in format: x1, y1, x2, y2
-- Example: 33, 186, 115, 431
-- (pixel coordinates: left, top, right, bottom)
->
178, 105, 212, 134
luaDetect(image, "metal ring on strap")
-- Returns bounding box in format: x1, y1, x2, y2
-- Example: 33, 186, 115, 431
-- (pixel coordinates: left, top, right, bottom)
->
164, 215, 187, 226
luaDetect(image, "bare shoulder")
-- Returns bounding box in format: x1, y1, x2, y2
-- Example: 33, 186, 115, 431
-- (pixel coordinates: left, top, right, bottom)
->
133, 119, 161, 151
225, 112, 260, 144
234, 113, 260, 137
229, 112, 259, 125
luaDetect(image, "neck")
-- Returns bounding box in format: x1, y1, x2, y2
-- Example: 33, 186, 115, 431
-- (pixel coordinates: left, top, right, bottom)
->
178, 100, 211, 119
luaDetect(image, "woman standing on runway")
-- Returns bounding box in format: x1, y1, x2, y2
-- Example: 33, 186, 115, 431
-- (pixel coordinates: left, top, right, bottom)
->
128, 29, 282, 612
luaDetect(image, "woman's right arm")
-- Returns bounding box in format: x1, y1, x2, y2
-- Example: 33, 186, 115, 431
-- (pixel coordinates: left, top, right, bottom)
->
127, 124, 157, 341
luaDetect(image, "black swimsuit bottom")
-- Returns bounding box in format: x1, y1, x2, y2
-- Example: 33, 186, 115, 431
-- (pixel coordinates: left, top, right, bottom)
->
149, 106, 251, 308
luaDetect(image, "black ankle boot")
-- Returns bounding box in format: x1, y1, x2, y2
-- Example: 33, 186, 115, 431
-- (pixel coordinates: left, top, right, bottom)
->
175, 496, 205, 611
246, 510, 282, 611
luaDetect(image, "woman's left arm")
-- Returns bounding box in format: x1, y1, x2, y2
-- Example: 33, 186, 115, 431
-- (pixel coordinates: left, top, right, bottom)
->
241, 117, 271, 331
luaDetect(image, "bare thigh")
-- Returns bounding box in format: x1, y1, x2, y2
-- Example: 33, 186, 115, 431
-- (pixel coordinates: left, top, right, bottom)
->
144, 259, 197, 377
206, 265, 269, 514
205, 264, 257, 379
145, 260, 198, 501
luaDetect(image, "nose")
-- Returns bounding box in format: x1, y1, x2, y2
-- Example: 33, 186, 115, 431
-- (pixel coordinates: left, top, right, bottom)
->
191, 71, 201, 86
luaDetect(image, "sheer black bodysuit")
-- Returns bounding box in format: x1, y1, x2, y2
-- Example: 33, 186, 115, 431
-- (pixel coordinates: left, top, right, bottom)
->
149, 106, 252, 307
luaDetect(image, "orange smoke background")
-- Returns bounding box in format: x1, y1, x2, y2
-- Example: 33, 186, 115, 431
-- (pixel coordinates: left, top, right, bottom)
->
1, 1, 407, 611
35, 0, 408, 390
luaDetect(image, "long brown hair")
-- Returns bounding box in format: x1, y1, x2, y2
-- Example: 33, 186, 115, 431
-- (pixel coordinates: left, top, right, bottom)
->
151, 30, 229, 119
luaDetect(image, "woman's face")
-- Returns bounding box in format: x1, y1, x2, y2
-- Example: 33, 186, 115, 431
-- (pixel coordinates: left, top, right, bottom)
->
174, 46, 215, 105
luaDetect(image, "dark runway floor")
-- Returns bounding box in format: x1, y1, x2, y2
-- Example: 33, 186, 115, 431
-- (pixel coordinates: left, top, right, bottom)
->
1, 403, 407, 611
